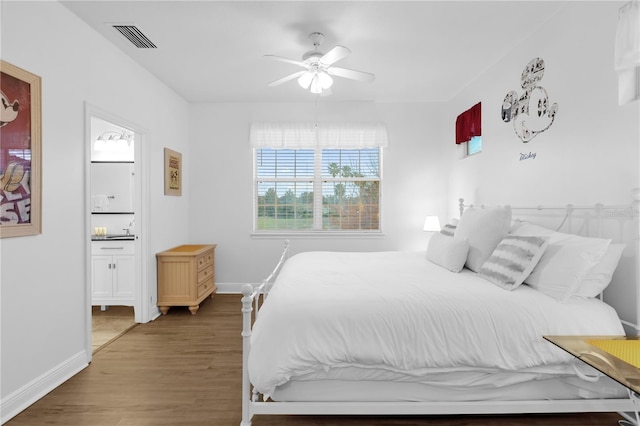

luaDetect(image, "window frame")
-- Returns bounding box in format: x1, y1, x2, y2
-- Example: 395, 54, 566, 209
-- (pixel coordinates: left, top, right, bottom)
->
252, 146, 383, 236
466, 135, 482, 157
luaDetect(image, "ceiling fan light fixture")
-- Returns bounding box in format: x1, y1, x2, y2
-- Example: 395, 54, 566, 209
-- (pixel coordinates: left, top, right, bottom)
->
318, 71, 333, 89
298, 72, 313, 89
266, 31, 374, 95
299, 70, 332, 94
310, 74, 322, 94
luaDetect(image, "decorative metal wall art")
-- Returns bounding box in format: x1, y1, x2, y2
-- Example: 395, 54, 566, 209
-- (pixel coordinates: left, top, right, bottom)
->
501, 58, 558, 143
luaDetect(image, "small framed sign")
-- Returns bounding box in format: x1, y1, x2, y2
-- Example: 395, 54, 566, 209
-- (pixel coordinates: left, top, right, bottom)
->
164, 148, 182, 196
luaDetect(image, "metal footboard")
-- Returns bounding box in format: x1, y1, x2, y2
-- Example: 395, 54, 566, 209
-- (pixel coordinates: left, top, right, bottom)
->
241, 240, 290, 426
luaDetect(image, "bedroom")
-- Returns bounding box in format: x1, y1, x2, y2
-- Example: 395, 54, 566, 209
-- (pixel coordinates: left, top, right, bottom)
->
0, 0, 638, 423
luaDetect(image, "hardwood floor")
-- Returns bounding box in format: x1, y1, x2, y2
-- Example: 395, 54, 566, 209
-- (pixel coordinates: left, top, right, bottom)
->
8, 295, 625, 425
92, 305, 136, 353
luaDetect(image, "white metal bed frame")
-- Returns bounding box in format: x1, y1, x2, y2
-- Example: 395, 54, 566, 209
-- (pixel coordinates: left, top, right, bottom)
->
240, 198, 640, 426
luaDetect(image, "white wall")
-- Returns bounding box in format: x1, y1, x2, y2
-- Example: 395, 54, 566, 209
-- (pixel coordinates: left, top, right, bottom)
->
446, 1, 639, 208
0, 1, 190, 421
188, 101, 450, 284
444, 1, 640, 325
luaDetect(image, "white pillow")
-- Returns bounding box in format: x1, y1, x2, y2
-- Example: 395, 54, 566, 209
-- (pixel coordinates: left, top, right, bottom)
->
439, 218, 460, 237
511, 223, 611, 302
478, 235, 548, 291
426, 232, 469, 273
572, 243, 626, 299
454, 206, 512, 272
439, 223, 456, 237
510, 221, 554, 236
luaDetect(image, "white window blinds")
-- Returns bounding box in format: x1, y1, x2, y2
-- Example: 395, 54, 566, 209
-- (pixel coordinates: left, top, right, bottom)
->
250, 122, 389, 149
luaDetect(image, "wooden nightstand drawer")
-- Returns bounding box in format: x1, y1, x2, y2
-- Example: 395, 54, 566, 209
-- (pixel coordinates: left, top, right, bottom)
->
156, 244, 216, 315
197, 251, 214, 269
198, 278, 216, 298
198, 265, 214, 283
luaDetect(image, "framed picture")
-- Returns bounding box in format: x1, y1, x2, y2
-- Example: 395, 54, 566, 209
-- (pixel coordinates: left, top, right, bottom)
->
164, 148, 182, 196
0, 60, 42, 238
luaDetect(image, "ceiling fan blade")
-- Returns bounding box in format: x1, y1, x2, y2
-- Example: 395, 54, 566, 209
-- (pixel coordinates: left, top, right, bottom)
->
327, 67, 375, 83
264, 55, 308, 68
320, 45, 350, 66
268, 70, 307, 87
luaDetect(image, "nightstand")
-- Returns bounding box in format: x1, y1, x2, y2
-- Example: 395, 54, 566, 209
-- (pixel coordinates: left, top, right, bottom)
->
156, 244, 216, 315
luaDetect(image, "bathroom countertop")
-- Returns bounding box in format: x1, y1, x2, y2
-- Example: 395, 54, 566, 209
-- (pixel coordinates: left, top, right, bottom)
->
91, 235, 135, 241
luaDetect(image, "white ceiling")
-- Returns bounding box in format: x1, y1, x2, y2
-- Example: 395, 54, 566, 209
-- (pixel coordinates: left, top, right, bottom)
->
61, 1, 566, 103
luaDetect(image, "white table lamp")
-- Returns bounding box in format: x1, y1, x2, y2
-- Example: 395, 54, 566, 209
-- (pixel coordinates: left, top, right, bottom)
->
423, 216, 441, 232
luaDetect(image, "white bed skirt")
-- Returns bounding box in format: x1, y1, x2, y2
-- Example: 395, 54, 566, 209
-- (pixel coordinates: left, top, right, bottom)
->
271, 373, 626, 403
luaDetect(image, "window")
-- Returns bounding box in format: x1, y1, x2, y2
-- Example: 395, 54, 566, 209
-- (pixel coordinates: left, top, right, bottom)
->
251, 122, 387, 233
467, 136, 482, 156
456, 102, 482, 157
250, 123, 387, 233
256, 149, 315, 231
322, 148, 380, 230
255, 147, 381, 232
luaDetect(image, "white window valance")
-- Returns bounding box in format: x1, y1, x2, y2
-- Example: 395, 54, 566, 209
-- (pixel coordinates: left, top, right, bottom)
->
250, 122, 388, 149
615, 1, 640, 71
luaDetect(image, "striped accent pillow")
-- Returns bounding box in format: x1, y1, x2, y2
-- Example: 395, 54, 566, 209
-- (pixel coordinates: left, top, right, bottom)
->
440, 223, 457, 237
478, 235, 548, 290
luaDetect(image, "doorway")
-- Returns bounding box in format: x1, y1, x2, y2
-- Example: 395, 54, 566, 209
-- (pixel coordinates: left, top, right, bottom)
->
91, 305, 136, 352
85, 105, 148, 358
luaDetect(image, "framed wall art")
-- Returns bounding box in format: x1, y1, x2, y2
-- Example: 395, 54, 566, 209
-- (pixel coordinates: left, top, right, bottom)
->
164, 148, 182, 196
0, 60, 42, 238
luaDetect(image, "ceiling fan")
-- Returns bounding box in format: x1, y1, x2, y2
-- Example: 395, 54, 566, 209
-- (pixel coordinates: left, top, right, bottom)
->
266, 32, 375, 95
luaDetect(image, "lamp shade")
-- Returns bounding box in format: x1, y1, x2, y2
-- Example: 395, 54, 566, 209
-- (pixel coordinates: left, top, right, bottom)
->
318, 71, 333, 89
310, 74, 322, 94
298, 72, 313, 89
423, 216, 441, 232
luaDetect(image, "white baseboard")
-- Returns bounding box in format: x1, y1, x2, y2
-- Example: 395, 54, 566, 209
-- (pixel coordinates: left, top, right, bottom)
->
1, 350, 89, 424
216, 282, 248, 294
147, 304, 162, 322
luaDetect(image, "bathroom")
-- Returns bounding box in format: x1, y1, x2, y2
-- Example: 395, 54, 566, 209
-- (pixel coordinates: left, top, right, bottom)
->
89, 116, 137, 351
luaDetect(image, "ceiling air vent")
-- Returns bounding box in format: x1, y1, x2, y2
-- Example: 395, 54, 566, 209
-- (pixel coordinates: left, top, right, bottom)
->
112, 25, 157, 48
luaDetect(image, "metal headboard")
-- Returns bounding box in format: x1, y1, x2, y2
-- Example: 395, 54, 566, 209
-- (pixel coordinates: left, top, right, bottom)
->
457, 195, 640, 335
458, 198, 639, 238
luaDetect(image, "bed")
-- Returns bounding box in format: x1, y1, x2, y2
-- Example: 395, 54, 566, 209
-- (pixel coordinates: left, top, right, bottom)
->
240, 198, 640, 426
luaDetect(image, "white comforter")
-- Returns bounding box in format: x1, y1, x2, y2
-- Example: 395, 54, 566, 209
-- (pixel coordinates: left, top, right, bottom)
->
249, 251, 624, 397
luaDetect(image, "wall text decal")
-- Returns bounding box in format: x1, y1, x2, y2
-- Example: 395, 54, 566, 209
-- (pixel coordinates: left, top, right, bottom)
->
501, 58, 558, 143
520, 152, 536, 161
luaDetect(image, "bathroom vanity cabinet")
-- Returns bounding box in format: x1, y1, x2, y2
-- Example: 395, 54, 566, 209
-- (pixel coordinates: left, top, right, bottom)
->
91, 240, 135, 307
